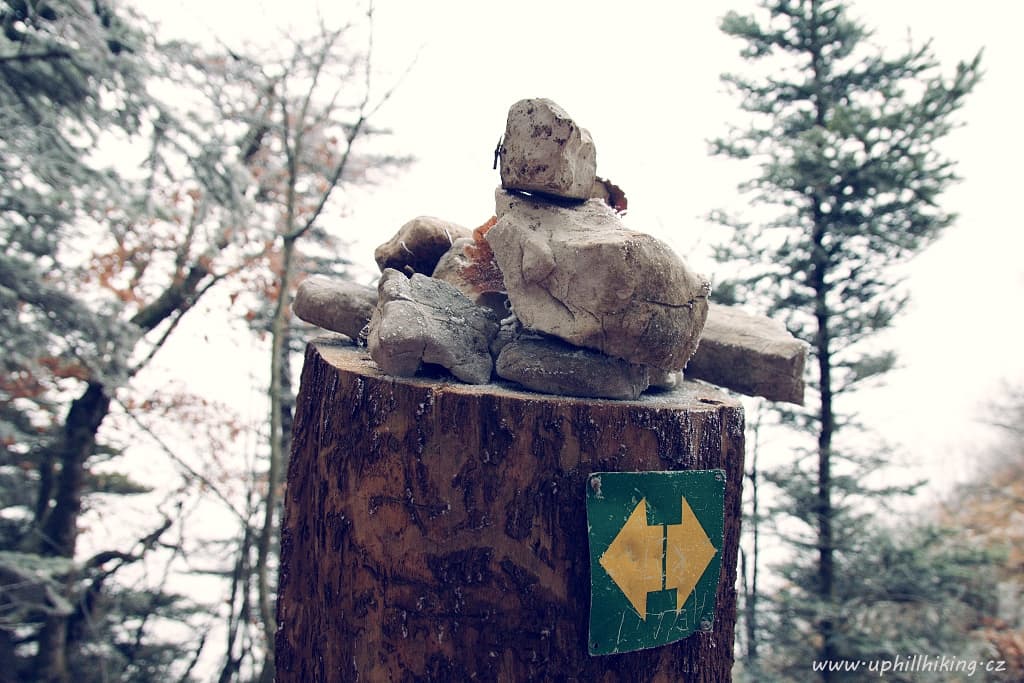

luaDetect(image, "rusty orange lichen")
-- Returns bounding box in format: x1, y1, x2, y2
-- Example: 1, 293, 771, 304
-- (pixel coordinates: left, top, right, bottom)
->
461, 216, 506, 294
593, 176, 628, 214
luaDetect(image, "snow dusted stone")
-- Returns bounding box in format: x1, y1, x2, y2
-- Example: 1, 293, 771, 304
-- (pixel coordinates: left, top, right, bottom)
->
293, 276, 377, 340
686, 303, 807, 405
499, 98, 596, 200
486, 189, 710, 370
495, 335, 650, 400
430, 236, 474, 283
366, 269, 499, 384
374, 216, 472, 275
431, 236, 509, 318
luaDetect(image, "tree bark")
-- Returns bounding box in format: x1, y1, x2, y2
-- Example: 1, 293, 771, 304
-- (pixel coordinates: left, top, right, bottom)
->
276, 339, 745, 682
37, 381, 110, 558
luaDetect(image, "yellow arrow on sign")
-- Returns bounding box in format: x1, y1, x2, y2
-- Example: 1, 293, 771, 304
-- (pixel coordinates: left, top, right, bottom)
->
599, 497, 717, 620
598, 498, 663, 618
667, 497, 718, 613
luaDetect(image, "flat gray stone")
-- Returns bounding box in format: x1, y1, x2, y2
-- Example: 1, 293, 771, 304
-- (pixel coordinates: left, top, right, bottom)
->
495, 336, 650, 400
499, 98, 596, 200
374, 216, 472, 275
486, 189, 710, 371
366, 269, 499, 384
686, 303, 807, 405
293, 276, 377, 340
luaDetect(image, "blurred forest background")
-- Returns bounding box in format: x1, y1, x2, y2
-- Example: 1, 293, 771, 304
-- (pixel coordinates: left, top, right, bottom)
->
0, 1, 1020, 682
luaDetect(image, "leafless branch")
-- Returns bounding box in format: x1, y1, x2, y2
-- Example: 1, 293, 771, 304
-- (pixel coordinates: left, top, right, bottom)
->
128, 271, 227, 377
84, 517, 173, 571
115, 399, 247, 523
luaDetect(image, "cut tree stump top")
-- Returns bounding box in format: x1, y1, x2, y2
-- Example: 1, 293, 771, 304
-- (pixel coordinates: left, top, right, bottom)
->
314, 335, 744, 412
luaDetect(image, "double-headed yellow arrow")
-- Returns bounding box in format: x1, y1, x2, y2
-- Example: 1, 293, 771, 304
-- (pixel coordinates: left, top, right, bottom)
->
598, 497, 717, 620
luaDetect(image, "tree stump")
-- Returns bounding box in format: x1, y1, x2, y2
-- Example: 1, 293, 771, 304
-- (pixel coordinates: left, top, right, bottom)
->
276, 338, 745, 682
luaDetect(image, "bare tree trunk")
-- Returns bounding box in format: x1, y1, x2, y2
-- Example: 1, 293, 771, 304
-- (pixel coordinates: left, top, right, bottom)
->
33, 382, 109, 683
35, 614, 69, 683
35, 382, 110, 557
257, 235, 296, 682
808, 5, 838, 675
812, 218, 837, 676
29, 263, 222, 680
276, 341, 746, 681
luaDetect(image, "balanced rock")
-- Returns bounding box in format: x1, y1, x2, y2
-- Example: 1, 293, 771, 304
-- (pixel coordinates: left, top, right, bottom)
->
374, 216, 472, 275
486, 189, 710, 370
686, 303, 807, 405
495, 335, 650, 400
499, 98, 596, 200
366, 269, 499, 384
293, 276, 377, 340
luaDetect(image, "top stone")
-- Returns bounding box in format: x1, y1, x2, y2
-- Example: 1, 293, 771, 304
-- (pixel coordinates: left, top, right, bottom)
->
499, 98, 597, 200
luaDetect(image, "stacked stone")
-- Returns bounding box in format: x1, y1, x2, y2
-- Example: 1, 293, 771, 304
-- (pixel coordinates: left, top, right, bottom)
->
481, 99, 711, 398
292, 98, 806, 404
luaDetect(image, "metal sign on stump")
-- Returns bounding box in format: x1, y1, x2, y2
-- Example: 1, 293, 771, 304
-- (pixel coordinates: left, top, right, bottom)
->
587, 470, 725, 655
275, 340, 745, 682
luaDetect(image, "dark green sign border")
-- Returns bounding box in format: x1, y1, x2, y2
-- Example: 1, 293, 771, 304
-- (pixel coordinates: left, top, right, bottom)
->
587, 470, 725, 656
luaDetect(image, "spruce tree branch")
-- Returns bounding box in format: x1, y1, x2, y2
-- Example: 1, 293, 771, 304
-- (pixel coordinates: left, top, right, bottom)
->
67, 518, 175, 658
0, 49, 73, 64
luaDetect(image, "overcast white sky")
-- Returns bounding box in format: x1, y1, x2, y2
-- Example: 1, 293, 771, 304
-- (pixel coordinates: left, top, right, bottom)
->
131, 0, 1024, 493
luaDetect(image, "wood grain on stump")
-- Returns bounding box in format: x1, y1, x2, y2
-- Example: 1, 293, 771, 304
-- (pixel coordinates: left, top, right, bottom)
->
276, 338, 745, 682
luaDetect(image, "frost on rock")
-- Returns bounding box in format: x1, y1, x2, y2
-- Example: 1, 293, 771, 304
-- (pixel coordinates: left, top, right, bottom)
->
293, 276, 377, 340
687, 303, 807, 405
374, 216, 473, 276
485, 188, 710, 371
499, 98, 596, 200
366, 269, 499, 384
295, 97, 806, 403
495, 335, 650, 400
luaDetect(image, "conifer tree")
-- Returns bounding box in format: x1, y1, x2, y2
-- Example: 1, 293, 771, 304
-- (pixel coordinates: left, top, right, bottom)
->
710, 0, 981, 678
0, 2, 255, 679
1, 3, 406, 680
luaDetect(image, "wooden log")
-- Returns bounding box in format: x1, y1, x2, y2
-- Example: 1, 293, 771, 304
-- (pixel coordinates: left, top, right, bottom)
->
276, 338, 745, 682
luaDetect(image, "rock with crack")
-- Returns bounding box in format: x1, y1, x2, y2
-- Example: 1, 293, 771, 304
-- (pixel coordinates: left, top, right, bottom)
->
293, 276, 377, 341
374, 216, 472, 275
366, 269, 500, 384
495, 335, 650, 400
499, 98, 596, 200
686, 303, 807, 405
485, 188, 710, 370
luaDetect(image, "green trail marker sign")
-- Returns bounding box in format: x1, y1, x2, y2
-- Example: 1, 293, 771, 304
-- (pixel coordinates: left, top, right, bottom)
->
586, 470, 725, 655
